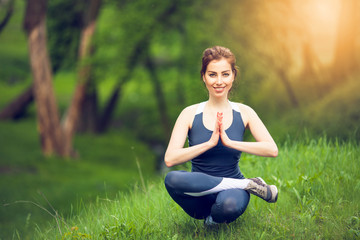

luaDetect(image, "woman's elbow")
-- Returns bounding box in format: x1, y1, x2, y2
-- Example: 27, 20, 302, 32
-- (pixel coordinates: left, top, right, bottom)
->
270, 146, 278, 158
164, 160, 174, 168
164, 154, 174, 168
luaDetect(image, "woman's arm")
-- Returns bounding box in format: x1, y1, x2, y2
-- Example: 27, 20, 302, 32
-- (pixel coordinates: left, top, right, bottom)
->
219, 104, 278, 157
164, 106, 220, 167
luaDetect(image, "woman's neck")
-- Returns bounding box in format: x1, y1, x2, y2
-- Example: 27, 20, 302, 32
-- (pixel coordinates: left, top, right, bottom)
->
207, 95, 230, 111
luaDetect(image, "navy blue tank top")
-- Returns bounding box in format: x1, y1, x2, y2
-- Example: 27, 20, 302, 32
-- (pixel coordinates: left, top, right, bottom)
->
188, 101, 245, 179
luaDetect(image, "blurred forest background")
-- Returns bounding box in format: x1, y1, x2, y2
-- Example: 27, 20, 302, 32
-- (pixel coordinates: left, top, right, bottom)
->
0, 0, 359, 238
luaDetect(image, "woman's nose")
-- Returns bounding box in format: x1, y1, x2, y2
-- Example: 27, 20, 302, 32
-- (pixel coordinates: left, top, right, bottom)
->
216, 76, 223, 84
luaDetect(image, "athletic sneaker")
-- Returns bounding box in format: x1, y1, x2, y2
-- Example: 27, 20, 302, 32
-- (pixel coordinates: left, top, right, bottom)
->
247, 177, 278, 203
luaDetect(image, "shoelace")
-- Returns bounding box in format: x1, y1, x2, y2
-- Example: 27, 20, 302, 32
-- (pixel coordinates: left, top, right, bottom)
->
249, 178, 267, 197
251, 178, 266, 187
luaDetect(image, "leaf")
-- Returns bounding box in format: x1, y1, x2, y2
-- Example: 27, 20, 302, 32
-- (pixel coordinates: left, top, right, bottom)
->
293, 187, 302, 203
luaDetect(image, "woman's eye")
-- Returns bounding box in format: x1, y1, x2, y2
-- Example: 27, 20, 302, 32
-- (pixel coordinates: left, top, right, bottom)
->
209, 73, 216, 77
223, 73, 229, 77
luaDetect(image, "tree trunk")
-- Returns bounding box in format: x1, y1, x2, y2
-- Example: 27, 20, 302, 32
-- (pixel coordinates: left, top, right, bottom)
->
77, 80, 99, 133
277, 68, 299, 108
62, 0, 101, 154
0, 0, 14, 34
332, 0, 358, 80
24, 0, 65, 156
96, 38, 146, 133
0, 85, 33, 120
97, 84, 121, 133
301, 41, 324, 98
254, 45, 300, 108
145, 54, 171, 140
88, 2, 182, 135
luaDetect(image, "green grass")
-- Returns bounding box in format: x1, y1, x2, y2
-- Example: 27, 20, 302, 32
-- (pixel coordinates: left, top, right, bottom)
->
31, 138, 359, 240
0, 2, 359, 239
0, 119, 157, 239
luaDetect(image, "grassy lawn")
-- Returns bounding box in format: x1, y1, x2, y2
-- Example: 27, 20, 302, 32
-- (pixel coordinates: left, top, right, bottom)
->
1, 2, 359, 239
0, 119, 157, 239
31, 138, 360, 240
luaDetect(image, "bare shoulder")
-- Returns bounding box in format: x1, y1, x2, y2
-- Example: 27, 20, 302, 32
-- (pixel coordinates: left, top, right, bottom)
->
178, 103, 200, 128
181, 103, 199, 117
237, 103, 256, 114
233, 102, 257, 127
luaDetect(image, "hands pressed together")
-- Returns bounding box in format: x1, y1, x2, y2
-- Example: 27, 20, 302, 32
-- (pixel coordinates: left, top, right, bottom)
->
208, 112, 233, 148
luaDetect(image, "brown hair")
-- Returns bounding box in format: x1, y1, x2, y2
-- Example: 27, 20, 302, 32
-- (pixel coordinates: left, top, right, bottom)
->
200, 46, 238, 78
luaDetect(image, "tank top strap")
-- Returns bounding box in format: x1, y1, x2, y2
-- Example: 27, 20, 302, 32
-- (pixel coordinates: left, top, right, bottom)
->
229, 101, 240, 112
195, 101, 207, 114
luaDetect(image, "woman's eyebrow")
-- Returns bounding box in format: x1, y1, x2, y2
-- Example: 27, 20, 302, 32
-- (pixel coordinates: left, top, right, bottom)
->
207, 70, 231, 73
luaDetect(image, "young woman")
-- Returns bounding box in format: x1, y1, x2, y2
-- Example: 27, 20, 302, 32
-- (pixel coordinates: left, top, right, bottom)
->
164, 46, 278, 225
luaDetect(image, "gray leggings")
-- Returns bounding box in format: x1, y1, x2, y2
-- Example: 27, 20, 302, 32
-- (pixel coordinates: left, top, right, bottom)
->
164, 171, 250, 223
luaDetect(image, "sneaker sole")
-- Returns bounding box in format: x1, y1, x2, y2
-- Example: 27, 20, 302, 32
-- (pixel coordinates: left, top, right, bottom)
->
267, 185, 278, 203
257, 177, 278, 203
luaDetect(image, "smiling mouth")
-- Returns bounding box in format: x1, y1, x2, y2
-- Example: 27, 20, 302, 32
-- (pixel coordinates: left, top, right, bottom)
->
214, 87, 225, 92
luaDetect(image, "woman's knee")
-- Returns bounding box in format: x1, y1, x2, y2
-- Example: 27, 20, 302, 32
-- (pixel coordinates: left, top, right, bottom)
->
218, 197, 245, 221
224, 197, 247, 216
164, 171, 185, 189
212, 190, 250, 223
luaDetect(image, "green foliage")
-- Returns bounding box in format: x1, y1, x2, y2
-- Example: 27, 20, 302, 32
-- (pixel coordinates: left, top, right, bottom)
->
47, 0, 83, 72
3, 0, 359, 145
304, 76, 360, 140
269, 74, 360, 143
32, 139, 359, 239
62, 226, 92, 240
0, 0, 29, 84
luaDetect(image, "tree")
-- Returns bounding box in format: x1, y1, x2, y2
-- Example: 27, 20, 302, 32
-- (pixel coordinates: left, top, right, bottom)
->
0, 0, 14, 34
332, 0, 359, 80
23, 0, 102, 157
96, 38, 147, 133
0, 85, 33, 120
145, 50, 171, 139
23, 0, 66, 156
224, 0, 300, 109
0, 0, 83, 121
47, 0, 83, 72
85, 0, 193, 138
62, 0, 102, 155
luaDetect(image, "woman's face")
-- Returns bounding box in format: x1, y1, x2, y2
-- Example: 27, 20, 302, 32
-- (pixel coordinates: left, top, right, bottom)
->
203, 58, 234, 98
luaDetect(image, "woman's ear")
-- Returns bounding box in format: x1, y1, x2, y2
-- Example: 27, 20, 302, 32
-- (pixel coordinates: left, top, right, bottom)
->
202, 74, 206, 83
